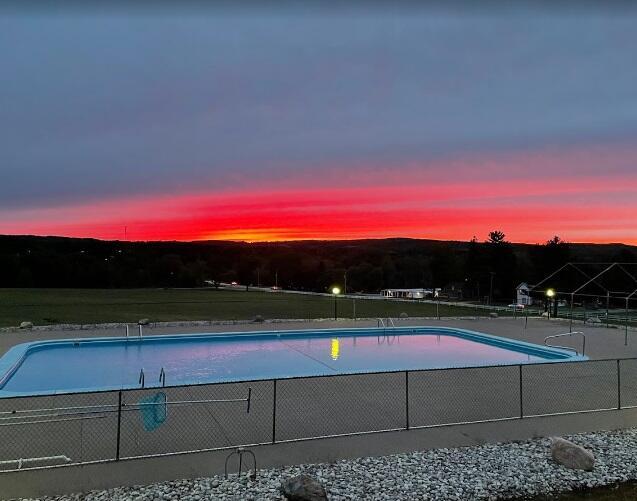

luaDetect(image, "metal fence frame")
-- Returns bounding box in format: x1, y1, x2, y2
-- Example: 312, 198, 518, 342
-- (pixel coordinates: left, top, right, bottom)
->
1, 357, 636, 472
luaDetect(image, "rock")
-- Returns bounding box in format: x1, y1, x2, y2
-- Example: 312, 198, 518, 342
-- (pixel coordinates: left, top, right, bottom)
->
550, 437, 595, 471
19, 321, 33, 329
399, 312, 409, 319
253, 315, 265, 323
489, 312, 498, 318
281, 474, 328, 501
138, 318, 150, 326
586, 316, 602, 324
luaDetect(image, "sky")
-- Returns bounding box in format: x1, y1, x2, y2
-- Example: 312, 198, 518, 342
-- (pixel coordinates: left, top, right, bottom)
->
1, 5, 636, 244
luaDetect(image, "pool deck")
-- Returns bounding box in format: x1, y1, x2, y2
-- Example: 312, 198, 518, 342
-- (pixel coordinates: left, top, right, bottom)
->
1, 316, 634, 361
1, 317, 637, 499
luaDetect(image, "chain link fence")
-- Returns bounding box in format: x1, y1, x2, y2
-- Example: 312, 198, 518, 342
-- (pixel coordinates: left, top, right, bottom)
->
1, 358, 635, 472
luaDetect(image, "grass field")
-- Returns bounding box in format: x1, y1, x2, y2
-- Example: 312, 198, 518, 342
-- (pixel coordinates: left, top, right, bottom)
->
0, 288, 487, 327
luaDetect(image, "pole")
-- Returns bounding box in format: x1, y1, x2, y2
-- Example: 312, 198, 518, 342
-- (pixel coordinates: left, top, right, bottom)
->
334, 295, 338, 320
569, 293, 574, 332
271, 379, 277, 444
617, 359, 622, 410
626, 298, 630, 346
436, 295, 440, 320
115, 391, 122, 460
405, 371, 410, 430
518, 365, 524, 418
606, 291, 610, 328
344, 272, 347, 295
489, 272, 495, 306
353, 298, 356, 321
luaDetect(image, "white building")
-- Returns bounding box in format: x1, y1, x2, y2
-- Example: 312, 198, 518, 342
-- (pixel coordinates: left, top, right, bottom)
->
380, 288, 438, 299
516, 282, 532, 306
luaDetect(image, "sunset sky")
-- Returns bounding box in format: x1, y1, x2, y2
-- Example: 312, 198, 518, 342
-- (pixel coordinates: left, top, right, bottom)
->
1, 5, 636, 244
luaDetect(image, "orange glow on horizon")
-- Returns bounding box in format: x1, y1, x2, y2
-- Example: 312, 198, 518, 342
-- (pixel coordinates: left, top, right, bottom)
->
2, 143, 637, 246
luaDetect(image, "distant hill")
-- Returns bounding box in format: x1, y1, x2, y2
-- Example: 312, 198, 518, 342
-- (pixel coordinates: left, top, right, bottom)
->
1, 234, 635, 301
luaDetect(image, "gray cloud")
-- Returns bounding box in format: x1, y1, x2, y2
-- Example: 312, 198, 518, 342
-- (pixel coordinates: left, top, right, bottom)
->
1, 10, 637, 209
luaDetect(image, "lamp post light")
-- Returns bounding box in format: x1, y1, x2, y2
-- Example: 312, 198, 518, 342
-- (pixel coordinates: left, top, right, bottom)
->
331, 286, 341, 320
546, 288, 556, 318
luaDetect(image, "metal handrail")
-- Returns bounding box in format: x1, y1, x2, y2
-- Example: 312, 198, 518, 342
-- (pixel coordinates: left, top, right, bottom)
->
138, 368, 145, 388
377, 318, 396, 328
0, 455, 71, 469
544, 331, 586, 356
159, 368, 166, 387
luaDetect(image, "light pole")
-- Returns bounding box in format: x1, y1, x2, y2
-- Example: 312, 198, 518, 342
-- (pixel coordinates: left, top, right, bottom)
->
488, 272, 495, 306
332, 286, 341, 320
546, 288, 556, 319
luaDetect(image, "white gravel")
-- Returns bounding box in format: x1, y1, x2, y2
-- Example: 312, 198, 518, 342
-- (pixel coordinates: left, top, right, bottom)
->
17, 428, 637, 501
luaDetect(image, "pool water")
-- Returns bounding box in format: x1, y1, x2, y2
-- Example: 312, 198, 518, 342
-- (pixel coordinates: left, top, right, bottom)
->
0, 327, 582, 396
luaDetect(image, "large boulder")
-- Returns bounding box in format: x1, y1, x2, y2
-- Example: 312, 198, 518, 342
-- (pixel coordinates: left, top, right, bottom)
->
281, 474, 328, 501
550, 437, 595, 471
138, 318, 150, 326
19, 321, 33, 329
399, 312, 409, 319
253, 315, 265, 323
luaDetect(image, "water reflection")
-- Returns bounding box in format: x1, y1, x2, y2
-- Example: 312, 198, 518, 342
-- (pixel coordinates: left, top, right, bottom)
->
331, 338, 340, 360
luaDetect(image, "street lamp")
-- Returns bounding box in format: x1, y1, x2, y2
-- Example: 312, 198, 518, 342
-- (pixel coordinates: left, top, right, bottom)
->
546, 288, 556, 318
332, 286, 341, 320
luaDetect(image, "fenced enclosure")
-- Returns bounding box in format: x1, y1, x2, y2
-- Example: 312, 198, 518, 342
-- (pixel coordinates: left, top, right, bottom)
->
1, 357, 636, 472
528, 262, 637, 334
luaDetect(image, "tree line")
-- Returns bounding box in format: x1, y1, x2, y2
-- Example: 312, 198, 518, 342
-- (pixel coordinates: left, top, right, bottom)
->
0, 234, 635, 302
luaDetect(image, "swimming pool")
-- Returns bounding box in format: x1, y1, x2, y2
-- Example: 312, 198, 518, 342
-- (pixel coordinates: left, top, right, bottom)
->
0, 327, 584, 396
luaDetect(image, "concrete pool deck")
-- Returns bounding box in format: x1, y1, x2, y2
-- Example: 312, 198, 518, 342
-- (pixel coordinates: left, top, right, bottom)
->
2, 317, 637, 499
1, 316, 635, 360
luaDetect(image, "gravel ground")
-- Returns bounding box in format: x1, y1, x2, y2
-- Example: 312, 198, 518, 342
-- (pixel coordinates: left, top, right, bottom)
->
16, 429, 637, 501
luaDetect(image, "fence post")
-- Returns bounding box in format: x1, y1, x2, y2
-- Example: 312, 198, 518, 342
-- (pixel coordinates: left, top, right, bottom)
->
116, 390, 122, 460
518, 365, 524, 418
405, 371, 410, 430
272, 379, 277, 444
617, 359, 622, 410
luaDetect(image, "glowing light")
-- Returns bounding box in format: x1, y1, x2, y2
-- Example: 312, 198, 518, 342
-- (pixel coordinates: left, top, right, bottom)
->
331, 287, 341, 295
546, 288, 556, 298
331, 338, 340, 360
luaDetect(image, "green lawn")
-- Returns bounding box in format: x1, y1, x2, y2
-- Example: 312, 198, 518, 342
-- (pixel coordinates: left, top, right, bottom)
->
0, 288, 485, 327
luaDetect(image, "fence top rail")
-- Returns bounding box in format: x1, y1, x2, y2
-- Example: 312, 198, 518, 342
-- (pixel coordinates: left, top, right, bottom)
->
0, 356, 632, 403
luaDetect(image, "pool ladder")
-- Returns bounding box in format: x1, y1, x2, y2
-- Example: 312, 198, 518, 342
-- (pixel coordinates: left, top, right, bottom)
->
544, 331, 586, 356
377, 318, 396, 328
125, 325, 144, 340
138, 367, 166, 388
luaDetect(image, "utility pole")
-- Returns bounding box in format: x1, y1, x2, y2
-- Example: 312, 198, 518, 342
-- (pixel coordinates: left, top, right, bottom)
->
489, 272, 495, 306
344, 271, 347, 295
